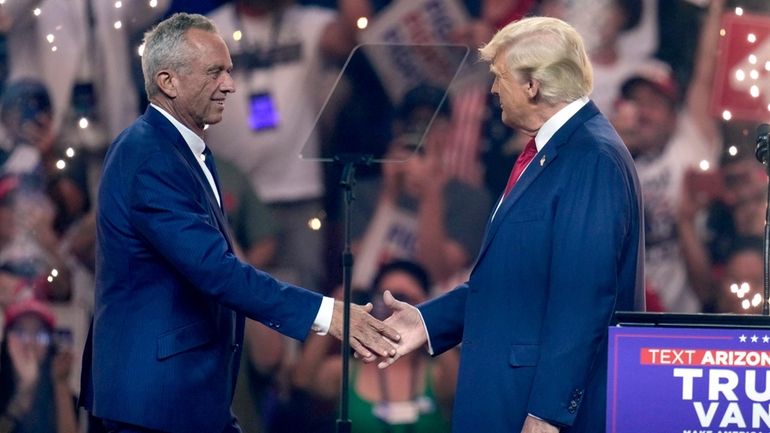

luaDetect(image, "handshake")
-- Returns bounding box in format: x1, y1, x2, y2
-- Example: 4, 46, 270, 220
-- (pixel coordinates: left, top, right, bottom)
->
327, 290, 427, 369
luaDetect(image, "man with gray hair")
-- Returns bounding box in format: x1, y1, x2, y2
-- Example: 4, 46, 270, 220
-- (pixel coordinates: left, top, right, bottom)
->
380, 16, 645, 433
79, 13, 399, 433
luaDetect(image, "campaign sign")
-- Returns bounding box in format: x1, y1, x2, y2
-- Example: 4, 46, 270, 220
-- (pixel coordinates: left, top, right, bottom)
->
608, 326, 770, 433
711, 12, 770, 123
358, 0, 470, 102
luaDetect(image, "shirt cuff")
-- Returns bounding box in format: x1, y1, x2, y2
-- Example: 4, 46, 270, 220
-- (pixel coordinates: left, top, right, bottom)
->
312, 296, 334, 335
416, 307, 434, 355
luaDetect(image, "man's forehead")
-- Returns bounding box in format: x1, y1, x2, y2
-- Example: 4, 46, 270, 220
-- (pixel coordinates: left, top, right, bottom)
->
490, 54, 510, 74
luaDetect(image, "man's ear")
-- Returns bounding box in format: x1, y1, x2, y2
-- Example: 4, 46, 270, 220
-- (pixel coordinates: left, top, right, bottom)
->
155, 71, 178, 98
526, 78, 540, 100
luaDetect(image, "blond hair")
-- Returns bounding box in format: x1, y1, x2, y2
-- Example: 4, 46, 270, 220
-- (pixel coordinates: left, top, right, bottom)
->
479, 17, 593, 105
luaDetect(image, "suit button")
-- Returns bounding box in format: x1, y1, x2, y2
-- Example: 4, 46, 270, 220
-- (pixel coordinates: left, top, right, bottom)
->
231, 343, 240, 352
274, 323, 280, 329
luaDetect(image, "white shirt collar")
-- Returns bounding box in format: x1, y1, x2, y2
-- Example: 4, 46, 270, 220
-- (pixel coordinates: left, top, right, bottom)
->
533, 97, 590, 151
150, 103, 207, 160
149, 104, 221, 207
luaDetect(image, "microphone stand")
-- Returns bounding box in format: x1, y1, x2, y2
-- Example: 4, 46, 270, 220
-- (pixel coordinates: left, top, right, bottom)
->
762, 157, 770, 316
755, 124, 770, 316
334, 153, 373, 433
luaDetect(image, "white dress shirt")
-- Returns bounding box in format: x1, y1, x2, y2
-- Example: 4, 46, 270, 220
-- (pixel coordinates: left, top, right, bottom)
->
150, 104, 221, 207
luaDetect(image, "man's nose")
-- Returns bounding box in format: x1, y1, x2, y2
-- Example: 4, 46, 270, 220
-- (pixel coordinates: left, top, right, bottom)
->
221, 72, 235, 93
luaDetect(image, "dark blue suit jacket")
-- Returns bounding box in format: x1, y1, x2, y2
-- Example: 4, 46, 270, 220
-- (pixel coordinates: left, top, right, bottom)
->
80, 106, 322, 433
419, 101, 644, 433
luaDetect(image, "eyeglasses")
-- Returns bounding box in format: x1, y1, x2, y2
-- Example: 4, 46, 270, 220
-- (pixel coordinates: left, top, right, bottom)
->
8, 328, 51, 346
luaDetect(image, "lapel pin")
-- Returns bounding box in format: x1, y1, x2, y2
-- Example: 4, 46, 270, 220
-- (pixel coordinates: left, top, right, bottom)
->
540, 155, 546, 166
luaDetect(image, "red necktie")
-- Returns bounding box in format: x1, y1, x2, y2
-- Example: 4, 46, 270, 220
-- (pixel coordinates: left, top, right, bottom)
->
503, 138, 537, 197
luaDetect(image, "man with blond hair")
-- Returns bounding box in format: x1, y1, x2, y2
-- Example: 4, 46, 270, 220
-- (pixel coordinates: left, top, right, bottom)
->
380, 17, 645, 433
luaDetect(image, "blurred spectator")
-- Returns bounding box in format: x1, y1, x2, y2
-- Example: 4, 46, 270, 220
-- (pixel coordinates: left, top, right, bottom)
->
537, 0, 658, 65
293, 260, 457, 432
0, 79, 99, 399
0, 0, 170, 149
0, 298, 77, 433
715, 237, 764, 314
351, 86, 491, 287
677, 144, 767, 311
610, 0, 724, 313
706, 145, 765, 265
206, 0, 355, 292
587, 0, 646, 114
0, 79, 56, 179
0, 175, 70, 305
216, 156, 279, 270
0, 80, 92, 236
656, 0, 705, 92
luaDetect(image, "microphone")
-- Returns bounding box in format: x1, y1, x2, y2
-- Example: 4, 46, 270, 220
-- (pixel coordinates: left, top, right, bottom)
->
756, 123, 770, 164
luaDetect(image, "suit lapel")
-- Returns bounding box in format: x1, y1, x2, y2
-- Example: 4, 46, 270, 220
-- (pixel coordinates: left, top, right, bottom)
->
471, 102, 601, 273
144, 107, 235, 250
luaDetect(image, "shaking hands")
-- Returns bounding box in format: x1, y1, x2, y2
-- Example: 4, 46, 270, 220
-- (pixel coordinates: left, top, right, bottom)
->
328, 290, 428, 367
327, 299, 400, 362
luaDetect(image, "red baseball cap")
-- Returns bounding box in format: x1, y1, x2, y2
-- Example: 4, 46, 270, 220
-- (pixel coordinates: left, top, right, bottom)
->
3, 297, 56, 330
621, 60, 679, 105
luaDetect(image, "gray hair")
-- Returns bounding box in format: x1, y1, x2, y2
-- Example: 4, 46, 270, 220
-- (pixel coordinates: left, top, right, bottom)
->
479, 16, 593, 105
141, 13, 218, 98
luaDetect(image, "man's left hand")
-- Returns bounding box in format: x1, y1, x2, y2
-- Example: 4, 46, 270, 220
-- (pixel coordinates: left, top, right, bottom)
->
521, 415, 559, 433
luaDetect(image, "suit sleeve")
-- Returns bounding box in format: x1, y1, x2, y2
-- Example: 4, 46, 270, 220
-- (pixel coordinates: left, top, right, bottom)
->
526, 150, 633, 425
418, 283, 468, 355
128, 151, 321, 341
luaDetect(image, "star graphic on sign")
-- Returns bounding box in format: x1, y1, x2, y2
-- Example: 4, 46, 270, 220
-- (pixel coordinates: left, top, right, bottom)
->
764, 335, 770, 344
740, 334, 747, 342
752, 335, 759, 343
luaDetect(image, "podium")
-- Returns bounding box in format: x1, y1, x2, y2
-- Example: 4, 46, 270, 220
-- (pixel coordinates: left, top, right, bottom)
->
608, 312, 770, 433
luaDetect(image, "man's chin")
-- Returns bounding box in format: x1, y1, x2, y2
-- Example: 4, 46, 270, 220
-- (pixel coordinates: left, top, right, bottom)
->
205, 115, 224, 126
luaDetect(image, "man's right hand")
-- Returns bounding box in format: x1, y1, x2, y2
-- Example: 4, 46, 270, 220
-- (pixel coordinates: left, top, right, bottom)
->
378, 290, 428, 369
328, 300, 400, 363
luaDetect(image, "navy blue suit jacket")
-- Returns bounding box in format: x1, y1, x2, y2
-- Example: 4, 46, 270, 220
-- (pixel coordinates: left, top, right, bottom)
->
419, 101, 644, 433
80, 106, 322, 433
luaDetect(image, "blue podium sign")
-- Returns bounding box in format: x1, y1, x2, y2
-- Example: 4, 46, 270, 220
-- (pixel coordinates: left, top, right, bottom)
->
608, 326, 770, 433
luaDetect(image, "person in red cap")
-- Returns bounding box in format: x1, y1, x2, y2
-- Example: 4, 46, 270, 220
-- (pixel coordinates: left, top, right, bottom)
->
0, 297, 77, 433
610, 0, 724, 314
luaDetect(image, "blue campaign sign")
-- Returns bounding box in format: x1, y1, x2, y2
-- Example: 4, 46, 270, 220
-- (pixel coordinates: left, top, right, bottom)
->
608, 326, 770, 433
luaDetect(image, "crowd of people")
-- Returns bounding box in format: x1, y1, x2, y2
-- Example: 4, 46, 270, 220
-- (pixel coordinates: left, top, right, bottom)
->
0, 0, 768, 431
